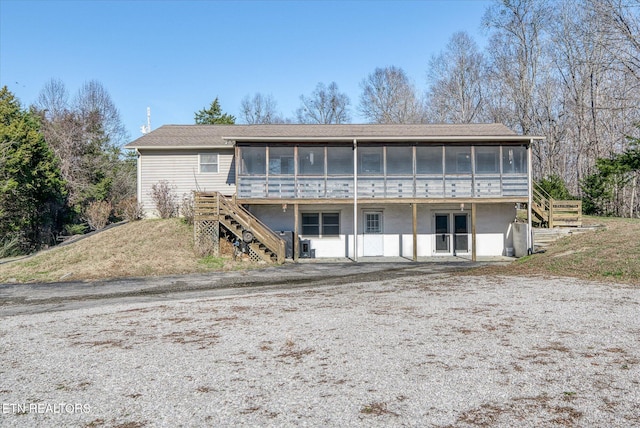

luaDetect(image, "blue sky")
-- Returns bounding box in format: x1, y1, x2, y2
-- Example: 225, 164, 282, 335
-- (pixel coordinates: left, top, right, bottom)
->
1, 0, 492, 143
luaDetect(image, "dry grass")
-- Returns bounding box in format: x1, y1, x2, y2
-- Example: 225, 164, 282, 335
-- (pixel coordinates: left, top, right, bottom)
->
471, 216, 640, 285
0, 219, 254, 283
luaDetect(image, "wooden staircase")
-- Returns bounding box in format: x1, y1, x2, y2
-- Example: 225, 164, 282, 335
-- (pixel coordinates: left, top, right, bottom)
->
532, 183, 582, 228
194, 192, 285, 264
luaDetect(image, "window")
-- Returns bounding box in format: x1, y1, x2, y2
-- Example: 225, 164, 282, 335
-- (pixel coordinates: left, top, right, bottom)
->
502, 146, 528, 174
301, 213, 319, 235
327, 146, 353, 175
199, 153, 218, 173
239, 146, 265, 175
364, 212, 382, 234
301, 212, 340, 236
358, 146, 383, 174
322, 213, 340, 235
269, 147, 294, 175
299, 146, 325, 175
445, 146, 471, 174
475, 147, 499, 174
416, 146, 443, 174
386, 146, 413, 175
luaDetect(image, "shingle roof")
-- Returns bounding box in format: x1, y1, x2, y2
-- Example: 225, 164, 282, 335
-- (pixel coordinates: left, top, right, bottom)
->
125, 123, 537, 149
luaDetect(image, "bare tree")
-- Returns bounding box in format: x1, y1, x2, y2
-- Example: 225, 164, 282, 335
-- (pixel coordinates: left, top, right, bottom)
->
426, 32, 488, 123
296, 82, 351, 124
35, 79, 135, 214
483, 0, 551, 135
591, 0, 640, 81
359, 66, 425, 124
74, 80, 128, 147
240, 93, 285, 124
36, 78, 69, 120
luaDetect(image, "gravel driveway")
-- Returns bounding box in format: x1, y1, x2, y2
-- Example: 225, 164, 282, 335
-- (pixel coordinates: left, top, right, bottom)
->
1, 273, 639, 427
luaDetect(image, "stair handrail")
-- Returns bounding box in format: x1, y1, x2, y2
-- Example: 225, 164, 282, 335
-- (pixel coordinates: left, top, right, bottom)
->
533, 181, 552, 212
211, 192, 285, 263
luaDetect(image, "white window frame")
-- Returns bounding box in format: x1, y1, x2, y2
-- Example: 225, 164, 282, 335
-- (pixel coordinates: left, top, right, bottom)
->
199, 153, 219, 173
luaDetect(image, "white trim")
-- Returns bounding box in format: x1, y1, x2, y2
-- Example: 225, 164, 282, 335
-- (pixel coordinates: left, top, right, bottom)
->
353, 138, 358, 262
433, 211, 471, 256
226, 136, 545, 143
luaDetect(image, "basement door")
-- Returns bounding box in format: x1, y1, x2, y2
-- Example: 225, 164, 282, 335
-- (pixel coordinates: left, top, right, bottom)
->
435, 214, 451, 254
453, 213, 469, 255
363, 211, 384, 256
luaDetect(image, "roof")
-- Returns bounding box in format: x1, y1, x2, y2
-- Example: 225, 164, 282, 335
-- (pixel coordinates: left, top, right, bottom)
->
125, 123, 541, 149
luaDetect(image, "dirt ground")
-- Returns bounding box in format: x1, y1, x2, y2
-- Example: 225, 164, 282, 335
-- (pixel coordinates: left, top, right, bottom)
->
1, 265, 638, 427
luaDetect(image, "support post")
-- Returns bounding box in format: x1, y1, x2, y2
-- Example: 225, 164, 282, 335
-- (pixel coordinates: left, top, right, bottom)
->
412, 203, 417, 261
471, 202, 477, 262
353, 138, 358, 262
293, 203, 299, 262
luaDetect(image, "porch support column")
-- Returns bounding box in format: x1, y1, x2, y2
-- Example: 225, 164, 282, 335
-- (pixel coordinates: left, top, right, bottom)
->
412, 203, 417, 261
353, 138, 358, 262
471, 202, 477, 262
293, 203, 299, 262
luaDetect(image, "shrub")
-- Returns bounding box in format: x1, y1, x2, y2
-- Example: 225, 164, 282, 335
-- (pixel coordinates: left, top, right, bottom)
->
538, 175, 573, 200
84, 200, 112, 230
150, 180, 178, 219
180, 193, 195, 225
64, 223, 87, 236
0, 235, 22, 258
116, 196, 145, 221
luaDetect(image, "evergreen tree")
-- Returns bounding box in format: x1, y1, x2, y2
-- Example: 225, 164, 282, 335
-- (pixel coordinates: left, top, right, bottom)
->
194, 97, 236, 124
0, 87, 66, 253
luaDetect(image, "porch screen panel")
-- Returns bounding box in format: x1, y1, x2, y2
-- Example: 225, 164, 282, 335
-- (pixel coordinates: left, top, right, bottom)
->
327, 146, 353, 198
475, 147, 500, 174
269, 147, 294, 175
358, 147, 383, 174
386, 145, 413, 197
299, 147, 325, 175
386, 146, 413, 174
445, 146, 472, 197
502, 145, 528, 196
474, 146, 501, 197
327, 146, 353, 175
502, 146, 528, 174
445, 146, 471, 174
239, 147, 266, 175
416, 146, 443, 174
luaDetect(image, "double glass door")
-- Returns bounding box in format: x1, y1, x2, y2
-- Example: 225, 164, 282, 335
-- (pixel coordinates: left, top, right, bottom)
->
434, 213, 469, 255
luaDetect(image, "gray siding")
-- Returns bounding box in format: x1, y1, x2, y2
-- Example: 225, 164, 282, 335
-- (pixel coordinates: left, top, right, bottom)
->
139, 149, 235, 216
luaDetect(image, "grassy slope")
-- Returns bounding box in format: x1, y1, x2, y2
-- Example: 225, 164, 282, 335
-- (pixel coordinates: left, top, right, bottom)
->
473, 216, 640, 285
1, 216, 638, 285
0, 219, 240, 283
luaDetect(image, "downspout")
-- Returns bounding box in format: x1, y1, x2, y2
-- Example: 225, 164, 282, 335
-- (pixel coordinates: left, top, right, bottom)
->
353, 138, 358, 262
528, 138, 534, 254
136, 149, 142, 207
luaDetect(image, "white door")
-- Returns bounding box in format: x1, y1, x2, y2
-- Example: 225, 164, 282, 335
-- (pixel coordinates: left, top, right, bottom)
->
363, 212, 384, 256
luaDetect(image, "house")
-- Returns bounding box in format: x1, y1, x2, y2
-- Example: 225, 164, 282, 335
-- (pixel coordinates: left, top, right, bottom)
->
125, 123, 541, 262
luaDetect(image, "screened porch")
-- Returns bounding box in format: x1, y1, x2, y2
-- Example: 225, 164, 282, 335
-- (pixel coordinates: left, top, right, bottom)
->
236, 143, 528, 200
